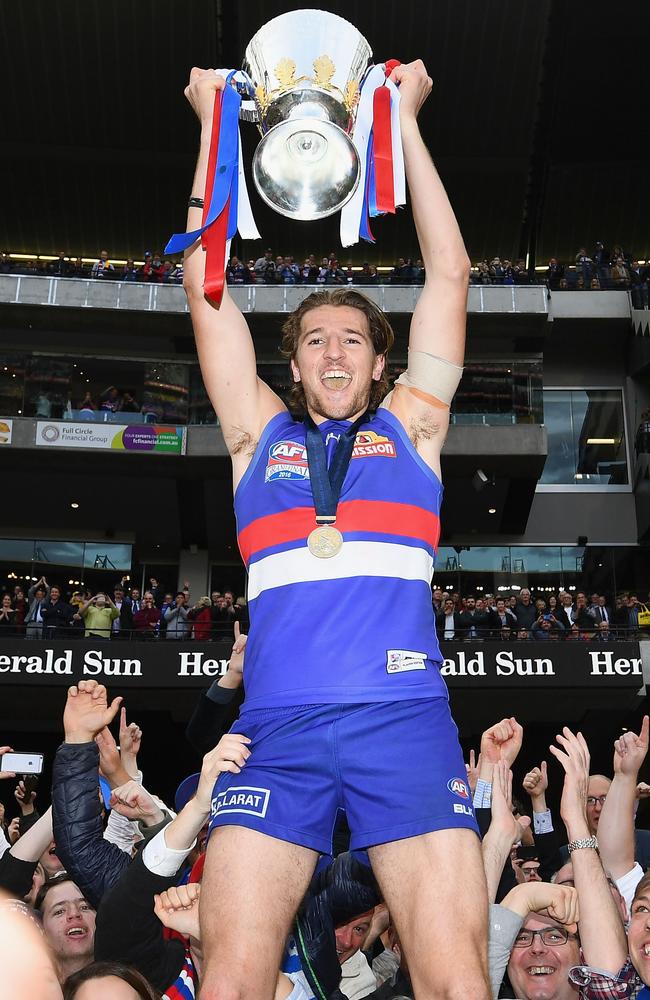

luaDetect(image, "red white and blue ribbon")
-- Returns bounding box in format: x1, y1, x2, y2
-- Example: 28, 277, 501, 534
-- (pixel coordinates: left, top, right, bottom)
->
340, 60, 405, 247
165, 70, 259, 306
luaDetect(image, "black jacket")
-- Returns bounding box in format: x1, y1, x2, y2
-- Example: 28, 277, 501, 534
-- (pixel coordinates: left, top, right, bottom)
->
295, 851, 382, 1000
52, 741, 130, 907
41, 598, 74, 632
435, 609, 464, 640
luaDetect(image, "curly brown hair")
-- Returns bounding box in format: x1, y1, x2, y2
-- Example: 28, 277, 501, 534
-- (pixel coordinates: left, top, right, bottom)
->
279, 288, 395, 414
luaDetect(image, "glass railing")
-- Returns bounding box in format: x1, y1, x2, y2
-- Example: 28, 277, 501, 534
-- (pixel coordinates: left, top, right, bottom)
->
0, 355, 543, 427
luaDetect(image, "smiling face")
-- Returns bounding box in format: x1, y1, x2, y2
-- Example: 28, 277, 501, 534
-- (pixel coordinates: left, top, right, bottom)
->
334, 909, 374, 965
290, 305, 385, 423
40, 881, 95, 964
629, 878, 650, 983
507, 914, 580, 999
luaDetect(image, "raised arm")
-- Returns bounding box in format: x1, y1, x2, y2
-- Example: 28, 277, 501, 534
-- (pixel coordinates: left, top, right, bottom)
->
386, 61, 470, 470
181, 69, 285, 473
550, 727, 628, 974
598, 716, 649, 880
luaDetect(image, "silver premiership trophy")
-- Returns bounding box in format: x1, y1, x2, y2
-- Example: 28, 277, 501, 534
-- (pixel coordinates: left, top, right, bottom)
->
242, 10, 373, 221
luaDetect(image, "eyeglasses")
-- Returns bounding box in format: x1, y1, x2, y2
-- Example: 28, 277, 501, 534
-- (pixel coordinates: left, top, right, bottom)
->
586, 795, 607, 806
513, 927, 577, 948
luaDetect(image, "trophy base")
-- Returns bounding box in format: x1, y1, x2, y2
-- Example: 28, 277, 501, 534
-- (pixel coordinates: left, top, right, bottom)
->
252, 118, 360, 221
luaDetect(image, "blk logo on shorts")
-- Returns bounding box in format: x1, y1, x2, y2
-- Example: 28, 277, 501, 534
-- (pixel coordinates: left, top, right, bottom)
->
211, 786, 271, 818
447, 777, 470, 799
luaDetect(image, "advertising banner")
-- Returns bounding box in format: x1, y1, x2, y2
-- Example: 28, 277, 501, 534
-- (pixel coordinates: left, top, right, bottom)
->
0, 418, 13, 444
35, 421, 185, 454
0, 640, 643, 689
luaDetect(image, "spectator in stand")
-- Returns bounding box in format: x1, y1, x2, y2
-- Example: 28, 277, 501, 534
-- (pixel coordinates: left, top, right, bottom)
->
0, 594, 16, 636
91, 251, 114, 279
324, 258, 346, 285
110, 586, 133, 639
300, 256, 319, 284
50, 252, 71, 278
253, 248, 276, 283
24, 578, 49, 639
121, 259, 138, 282
502, 260, 515, 285
78, 593, 119, 640
41, 586, 74, 639
390, 258, 407, 284
77, 391, 96, 414
226, 256, 253, 285
513, 588, 537, 635
575, 247, 593, 287
63, 961, 160, 999
189, 596, 212, 640
98, 386, 121, 413
168, 260, 183, 284
458, 595, 488, 639
530, 611, 565, 640
435, 596, 463, 640
489, 257, 505, 284
142, 253, 164, 283
545, 257, 564, 290
611, 256, 630, 288
493, 598, 518, 635
12, 586, 26, 633
72, 257, 86, 277
132, 594, 160, 638
593, 241, 611, 285
164, 592, 190, 639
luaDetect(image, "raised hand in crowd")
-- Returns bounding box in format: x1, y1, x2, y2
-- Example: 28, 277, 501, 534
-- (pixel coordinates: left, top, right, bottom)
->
0, 745, 15, 780
63, 679, 122, 744
95, 726, 132, 790
550, 726, 628, 974
118, 706, 142, 779
636, 780, 650, 799
221, 620, 247, 689
522, 760, 549, 814
109, 780, 165, 828
7, 816, 21, 845
154, 881, 201, 940
14, 779, 36, 816
501, 879, 579, 928
597, 715, 649, 885
482, 760, 530, 902
477, 716, 523, 785
465, 747, 481, 796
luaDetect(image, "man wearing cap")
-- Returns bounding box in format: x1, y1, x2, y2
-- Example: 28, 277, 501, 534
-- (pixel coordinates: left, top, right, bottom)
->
182, 57, 488, 1000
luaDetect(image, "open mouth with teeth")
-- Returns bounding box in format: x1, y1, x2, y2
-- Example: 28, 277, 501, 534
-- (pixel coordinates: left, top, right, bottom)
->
527, 966, 557, 976
321, 370, 352, 390
66, 926, 88, 939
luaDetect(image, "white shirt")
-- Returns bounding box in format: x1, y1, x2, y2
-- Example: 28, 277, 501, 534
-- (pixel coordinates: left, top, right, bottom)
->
444, 612, 455, 639
339, 950, 377, 1000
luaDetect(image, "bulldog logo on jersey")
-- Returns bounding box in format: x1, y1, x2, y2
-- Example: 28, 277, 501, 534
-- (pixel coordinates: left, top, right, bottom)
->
265, 440, 310, 483
352, 430, 397, 459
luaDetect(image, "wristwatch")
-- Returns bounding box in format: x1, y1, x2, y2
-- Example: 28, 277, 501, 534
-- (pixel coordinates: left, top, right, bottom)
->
567, 836, 598, 854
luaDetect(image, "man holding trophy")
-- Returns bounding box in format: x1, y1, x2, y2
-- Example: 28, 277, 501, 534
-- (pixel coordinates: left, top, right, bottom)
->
179, 12, 489, 999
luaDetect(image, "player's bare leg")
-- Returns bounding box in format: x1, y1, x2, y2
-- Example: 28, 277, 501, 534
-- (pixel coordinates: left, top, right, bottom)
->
199, 826, 317, 1000
369, 829, 490, 999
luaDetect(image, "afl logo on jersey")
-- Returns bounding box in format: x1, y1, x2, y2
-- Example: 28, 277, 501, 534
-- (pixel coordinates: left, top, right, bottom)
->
265, 440, 310, 483
447, 777, 470, 800
352, 430, 397, 459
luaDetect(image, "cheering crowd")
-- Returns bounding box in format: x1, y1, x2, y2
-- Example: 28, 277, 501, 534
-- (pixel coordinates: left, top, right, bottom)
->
0, 578, 646, 642
0, 577, 248, 642
2, 241, 649, 303
2, 650, 650, 998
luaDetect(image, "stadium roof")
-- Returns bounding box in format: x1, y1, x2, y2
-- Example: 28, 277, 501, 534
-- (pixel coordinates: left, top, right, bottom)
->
2, 0, 649, 266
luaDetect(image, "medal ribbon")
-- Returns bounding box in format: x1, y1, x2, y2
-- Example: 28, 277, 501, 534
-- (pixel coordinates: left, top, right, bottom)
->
304, 413, 370, 525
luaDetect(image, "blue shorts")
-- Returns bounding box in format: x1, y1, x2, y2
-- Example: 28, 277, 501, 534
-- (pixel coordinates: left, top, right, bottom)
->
208, 698, 478, 854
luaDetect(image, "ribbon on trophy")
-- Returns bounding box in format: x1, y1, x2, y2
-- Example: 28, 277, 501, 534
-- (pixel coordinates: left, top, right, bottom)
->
165, 70, 260, 306
340, 60, 406, 247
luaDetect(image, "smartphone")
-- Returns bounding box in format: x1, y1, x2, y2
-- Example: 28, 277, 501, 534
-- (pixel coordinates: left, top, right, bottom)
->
1, 752, 44, 775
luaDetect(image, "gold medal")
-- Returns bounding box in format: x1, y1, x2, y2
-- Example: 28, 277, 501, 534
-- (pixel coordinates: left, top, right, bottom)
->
307, 525, 343, 559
